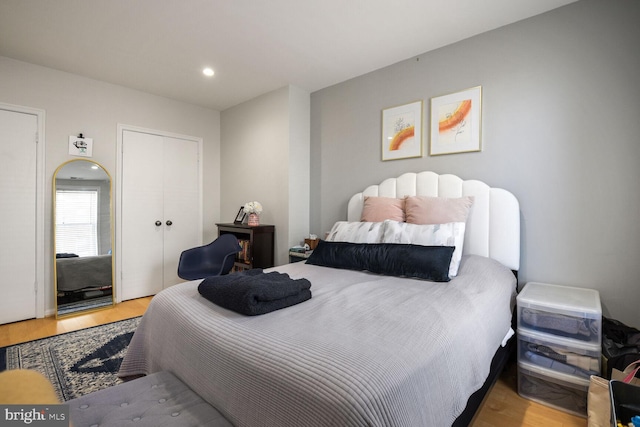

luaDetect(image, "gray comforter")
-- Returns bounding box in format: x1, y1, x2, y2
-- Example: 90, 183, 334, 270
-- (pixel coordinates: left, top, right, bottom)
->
56, 254, 112, 291
119, 255, 516, 426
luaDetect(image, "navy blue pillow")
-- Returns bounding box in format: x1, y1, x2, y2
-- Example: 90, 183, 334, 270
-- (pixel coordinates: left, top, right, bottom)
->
306, 240, 454, 282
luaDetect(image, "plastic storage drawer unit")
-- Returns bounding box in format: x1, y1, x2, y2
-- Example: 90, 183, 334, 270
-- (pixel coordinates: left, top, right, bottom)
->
517, 282, 602, 346
517, 328, 601, 380
518, 361, 589, 417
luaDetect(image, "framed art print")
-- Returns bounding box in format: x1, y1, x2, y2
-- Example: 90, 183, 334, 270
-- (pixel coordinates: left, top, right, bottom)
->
68, 135, 93, 157
381, 100, 423, 161
430, 86, 482, 156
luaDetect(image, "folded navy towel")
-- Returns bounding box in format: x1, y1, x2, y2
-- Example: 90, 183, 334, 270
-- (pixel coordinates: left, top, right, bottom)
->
198, 269, 312, 316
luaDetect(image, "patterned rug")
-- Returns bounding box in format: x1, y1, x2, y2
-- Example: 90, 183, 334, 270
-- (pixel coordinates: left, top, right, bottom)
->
57, 295, 114, 316
0, 316, 141, 401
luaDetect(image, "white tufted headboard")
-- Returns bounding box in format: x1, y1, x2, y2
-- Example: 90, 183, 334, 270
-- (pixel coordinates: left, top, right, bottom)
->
347, 171, 520, 271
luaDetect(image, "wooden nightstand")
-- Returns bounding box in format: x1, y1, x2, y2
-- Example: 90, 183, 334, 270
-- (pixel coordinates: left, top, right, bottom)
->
216, 223, 275, 271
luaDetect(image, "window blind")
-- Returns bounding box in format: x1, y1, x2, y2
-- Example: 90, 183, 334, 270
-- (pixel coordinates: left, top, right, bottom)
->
55, 189, 98, 257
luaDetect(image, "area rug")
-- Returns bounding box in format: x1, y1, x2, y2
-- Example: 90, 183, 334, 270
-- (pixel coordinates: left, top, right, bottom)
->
0, 316, 140, 402
57, 295, 114, 316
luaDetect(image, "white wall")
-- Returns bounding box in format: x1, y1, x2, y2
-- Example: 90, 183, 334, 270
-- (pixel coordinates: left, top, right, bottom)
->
0, 56, 221, 315
310, 0, 640, 327
288, 86, 311, 254
221, 85, 310, 265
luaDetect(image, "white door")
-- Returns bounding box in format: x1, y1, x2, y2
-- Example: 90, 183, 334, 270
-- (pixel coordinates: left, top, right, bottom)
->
121, 131, 165, 300
120, 130, 201, 300
0, 109, 37, 323
162, 136, 200, 288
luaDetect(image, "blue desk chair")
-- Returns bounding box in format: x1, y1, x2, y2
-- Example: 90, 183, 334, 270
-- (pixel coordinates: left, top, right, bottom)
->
177, 234, 241, 280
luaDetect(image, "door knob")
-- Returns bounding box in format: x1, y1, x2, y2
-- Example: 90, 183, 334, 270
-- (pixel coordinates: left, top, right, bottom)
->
155, 221, 162, 226
166, 220, 173, 226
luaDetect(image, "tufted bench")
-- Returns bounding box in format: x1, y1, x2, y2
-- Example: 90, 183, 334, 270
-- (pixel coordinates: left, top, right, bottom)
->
67, 371, 232, 427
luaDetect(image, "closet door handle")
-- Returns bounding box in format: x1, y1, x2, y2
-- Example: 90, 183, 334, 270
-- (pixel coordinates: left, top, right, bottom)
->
166, 220, 173, 226
155, 221, 162, 227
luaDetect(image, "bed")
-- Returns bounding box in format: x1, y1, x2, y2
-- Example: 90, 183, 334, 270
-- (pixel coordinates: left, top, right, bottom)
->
119, 171, 520, 426
56, 254, 112, 292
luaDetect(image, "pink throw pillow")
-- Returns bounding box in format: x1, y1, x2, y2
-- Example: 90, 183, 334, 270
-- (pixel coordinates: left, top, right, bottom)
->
405, 196, 473, 224
360, 196, 405, 222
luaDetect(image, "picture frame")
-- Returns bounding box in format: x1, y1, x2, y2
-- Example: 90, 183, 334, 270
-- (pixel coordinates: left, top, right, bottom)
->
68, 135, 93, 157
430, 86, 482, 156
234, 207, 246, 224
381, 100, 423, 161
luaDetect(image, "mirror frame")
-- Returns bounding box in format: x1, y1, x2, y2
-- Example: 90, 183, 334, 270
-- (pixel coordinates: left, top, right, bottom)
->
53, 159, 115, 318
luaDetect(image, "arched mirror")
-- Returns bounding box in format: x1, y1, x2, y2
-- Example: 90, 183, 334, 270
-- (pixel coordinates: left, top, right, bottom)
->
53, 159, 114, 317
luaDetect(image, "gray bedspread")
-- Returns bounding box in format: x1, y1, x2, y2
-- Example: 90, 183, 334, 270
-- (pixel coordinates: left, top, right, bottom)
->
119, 255, 516, 426
56, 254, 112, 291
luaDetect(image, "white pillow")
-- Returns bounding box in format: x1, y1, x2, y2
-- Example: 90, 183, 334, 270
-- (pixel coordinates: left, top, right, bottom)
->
381, 220, 466, 277
326, 221, 385, 243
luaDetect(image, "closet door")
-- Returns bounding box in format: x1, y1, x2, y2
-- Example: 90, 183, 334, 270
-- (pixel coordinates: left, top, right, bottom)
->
120, 130, 201, 301
0, 109, 37, 323
162, 136, 200, 288
121, 131, 165, 300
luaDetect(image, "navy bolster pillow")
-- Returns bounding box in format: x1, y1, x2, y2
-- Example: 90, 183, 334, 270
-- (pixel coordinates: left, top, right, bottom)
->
306, 240, 454, 282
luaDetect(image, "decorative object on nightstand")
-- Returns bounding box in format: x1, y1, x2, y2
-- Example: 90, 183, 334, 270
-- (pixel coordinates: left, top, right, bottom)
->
289, 246, 312, 263
289, 235, 318, 263
304, 234, 319, 250
243, 201, 262, 226
216, 222, 274, 271
247, 214, 259, 226
234, 207, 246, 224
516, 282, 602, 418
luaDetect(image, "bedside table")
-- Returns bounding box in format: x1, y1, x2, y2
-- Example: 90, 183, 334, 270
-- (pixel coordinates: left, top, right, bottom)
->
216, 223, 275, 271
289, 250, 312, 263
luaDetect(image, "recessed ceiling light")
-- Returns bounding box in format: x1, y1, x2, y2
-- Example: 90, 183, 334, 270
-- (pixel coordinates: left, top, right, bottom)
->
203, 67, 214, 77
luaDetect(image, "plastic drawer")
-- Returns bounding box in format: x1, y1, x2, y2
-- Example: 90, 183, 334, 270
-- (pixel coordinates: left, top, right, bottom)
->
517, 328, 601, 380
517, 282, 601, 346
518, 361, 589, 417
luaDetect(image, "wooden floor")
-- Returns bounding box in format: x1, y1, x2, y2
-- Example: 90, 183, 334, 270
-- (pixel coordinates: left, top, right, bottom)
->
0, 297, 587, 427
472, 364, 587, 427
0, 297, 153, 348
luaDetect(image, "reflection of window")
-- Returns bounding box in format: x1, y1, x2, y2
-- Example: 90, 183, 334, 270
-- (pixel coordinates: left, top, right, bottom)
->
55, 189, 98, 257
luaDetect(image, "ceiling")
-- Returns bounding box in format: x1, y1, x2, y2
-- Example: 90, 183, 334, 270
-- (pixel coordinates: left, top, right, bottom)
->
0, 0, 576, 111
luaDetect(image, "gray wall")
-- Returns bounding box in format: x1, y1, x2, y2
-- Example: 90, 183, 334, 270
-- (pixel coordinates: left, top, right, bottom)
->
310, 0, 640, 327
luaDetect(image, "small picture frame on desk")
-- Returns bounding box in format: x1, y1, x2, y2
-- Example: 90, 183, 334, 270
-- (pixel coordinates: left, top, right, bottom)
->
234, 207, 246, 224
